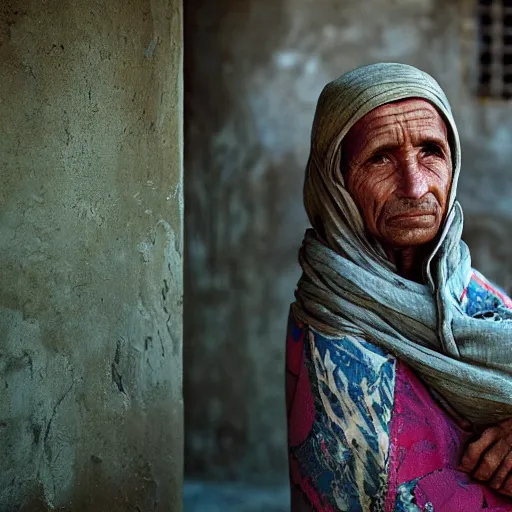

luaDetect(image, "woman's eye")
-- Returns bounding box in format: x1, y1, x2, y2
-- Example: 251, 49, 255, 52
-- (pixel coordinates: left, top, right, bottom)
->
369, 153, 390, 165
421, 144, 443, 157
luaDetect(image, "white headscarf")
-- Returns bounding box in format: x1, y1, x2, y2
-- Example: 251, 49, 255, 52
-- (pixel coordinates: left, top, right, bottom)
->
293, 62, 512, 426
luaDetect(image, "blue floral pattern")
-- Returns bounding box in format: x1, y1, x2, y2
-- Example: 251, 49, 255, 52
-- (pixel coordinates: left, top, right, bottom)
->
288, 270, 512, 511
291, 330, 395, 511
463, 270, 512, 321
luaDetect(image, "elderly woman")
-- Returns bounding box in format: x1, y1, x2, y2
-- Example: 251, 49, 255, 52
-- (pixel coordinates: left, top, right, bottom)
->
287, 63, 512, 511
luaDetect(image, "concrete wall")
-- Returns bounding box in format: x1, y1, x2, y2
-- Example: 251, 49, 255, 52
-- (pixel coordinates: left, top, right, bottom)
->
0, 0, 183, 510
185, 0, 512, 483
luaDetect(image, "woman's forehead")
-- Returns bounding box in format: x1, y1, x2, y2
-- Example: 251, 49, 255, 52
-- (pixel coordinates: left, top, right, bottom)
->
347, 98, 448, 142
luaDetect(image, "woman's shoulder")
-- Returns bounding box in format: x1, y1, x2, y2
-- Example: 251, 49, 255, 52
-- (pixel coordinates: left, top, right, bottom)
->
461, 269, 512, 318
287, 305, 395, 369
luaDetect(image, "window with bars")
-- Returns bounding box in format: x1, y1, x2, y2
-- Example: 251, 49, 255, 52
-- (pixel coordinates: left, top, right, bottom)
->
478, 0, 512, 99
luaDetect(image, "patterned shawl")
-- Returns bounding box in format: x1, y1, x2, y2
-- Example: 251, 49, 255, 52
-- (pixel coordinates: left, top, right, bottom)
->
293, 62, 512, 426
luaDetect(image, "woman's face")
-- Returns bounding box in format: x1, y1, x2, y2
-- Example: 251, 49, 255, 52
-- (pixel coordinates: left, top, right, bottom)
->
342, 98, 453, 248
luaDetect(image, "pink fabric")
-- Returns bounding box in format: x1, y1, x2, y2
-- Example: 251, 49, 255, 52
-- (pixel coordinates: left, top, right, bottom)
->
286, 326, 315, 447
287, 323, 333, 510
414, 469, 512, 512
386, 362, 512, 511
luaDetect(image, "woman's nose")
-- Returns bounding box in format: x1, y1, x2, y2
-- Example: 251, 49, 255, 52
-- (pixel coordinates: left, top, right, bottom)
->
397, 156, 429, 199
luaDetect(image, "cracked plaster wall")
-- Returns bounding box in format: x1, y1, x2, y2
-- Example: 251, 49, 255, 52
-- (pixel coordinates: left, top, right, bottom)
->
185, 0, 512, 483
0, 0, 183, 510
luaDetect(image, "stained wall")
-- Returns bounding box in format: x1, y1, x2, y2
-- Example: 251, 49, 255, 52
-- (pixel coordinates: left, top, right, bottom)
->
0, 0, 183, 509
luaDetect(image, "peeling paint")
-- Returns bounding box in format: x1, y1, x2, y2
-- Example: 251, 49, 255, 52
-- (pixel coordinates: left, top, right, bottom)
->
144, 37, 158, 59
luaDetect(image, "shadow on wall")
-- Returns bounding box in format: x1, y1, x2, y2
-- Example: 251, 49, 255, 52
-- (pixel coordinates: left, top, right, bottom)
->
184, 0, 300, 484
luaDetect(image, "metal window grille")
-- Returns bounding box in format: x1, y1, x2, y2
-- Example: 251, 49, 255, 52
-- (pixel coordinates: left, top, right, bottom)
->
478, 0, 512, 99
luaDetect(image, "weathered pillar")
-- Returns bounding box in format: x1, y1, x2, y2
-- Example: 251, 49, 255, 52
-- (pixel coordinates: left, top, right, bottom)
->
0, 0, 183, 509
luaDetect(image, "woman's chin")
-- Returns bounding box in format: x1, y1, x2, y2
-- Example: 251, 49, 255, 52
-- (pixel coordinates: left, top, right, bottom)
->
381, 226, 439, 248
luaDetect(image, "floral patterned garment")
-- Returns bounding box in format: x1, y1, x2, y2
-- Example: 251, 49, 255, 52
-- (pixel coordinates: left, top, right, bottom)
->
286, 270, 512, 512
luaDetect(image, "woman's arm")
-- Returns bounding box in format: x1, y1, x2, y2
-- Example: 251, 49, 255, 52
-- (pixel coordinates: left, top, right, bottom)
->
286, 310, 396, 511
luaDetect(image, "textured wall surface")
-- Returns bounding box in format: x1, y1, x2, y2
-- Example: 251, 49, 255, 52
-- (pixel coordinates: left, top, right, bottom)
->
0, 0, 183, 510
185, 0, 512, 483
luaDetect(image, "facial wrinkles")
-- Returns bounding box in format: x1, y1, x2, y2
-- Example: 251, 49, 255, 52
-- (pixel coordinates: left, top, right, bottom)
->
357, 109, 446, 163
351, 113, 448, 187
344, 100, 452, 241
376, 120, 444, 226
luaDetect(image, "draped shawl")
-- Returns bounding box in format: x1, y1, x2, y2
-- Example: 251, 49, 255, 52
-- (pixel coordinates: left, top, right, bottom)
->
292, 62, 512, 426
